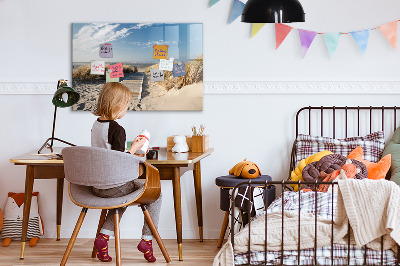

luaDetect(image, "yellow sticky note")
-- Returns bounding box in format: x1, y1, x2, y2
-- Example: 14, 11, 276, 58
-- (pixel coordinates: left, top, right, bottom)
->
153, 45, 169, 59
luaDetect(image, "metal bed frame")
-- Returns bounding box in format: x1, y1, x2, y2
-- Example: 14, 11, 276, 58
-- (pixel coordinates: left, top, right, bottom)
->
230, 106, 400, 266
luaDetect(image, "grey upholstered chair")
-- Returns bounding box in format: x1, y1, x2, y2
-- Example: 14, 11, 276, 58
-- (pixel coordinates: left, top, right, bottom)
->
60, 146, 171, 265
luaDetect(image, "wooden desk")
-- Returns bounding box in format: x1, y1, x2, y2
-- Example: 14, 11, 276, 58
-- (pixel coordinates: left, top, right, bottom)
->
10, 147, 213, 261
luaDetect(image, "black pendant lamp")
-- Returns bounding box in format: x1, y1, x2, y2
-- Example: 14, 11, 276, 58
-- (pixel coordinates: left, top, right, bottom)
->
242, 0, 305, 23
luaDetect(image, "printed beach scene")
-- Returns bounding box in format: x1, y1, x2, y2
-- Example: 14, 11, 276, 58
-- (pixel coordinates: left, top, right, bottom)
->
72, 23, 203, 111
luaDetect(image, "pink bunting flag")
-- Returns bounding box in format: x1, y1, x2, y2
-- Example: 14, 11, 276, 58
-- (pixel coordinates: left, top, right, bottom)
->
378, 21, 398, 50
275, 23, 293, 49
298, 29, 317, 58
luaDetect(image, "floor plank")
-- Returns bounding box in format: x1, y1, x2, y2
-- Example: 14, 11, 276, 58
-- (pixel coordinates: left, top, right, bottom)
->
0, 239, 221, 265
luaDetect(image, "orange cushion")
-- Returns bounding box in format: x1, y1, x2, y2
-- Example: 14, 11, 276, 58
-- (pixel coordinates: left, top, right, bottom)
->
348, 146, 391, 180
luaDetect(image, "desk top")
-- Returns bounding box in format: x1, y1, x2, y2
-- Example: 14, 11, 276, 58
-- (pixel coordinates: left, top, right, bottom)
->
10, 147, 214, 166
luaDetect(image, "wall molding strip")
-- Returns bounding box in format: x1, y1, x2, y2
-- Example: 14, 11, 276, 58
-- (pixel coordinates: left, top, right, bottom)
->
0, 81, 399, 95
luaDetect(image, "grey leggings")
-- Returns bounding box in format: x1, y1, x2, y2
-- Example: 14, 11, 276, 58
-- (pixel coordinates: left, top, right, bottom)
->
92, 180, 162, 240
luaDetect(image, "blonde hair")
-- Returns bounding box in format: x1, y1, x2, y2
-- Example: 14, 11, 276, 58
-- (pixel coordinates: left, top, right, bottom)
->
93, 82, 133, 120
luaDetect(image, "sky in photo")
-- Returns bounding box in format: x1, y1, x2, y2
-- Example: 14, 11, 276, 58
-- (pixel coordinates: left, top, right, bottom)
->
73, 23, 203, 63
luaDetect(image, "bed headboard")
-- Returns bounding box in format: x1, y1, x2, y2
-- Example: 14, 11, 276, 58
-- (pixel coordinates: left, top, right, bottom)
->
290, 106, 400, 179
295, 106, 400, 138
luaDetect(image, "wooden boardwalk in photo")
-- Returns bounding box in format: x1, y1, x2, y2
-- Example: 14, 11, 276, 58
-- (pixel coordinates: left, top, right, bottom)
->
121, 72, 145, 100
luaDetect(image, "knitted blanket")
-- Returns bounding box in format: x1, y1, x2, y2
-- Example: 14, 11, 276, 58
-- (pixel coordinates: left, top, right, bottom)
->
213, 179, 400, 266
335, 178, 400, 251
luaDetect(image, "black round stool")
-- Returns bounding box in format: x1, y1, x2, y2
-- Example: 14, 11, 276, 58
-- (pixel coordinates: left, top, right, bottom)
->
215, 175, 275, 248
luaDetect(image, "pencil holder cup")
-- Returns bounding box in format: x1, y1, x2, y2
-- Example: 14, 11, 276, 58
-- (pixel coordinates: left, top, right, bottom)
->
191, 135, 209, 153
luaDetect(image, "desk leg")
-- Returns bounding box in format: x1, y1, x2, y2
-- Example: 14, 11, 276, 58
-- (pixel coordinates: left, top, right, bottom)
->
172, 167, 183, 261
56, 178, 64, 241
193, 161, 203, 242
20, 165, 35, 259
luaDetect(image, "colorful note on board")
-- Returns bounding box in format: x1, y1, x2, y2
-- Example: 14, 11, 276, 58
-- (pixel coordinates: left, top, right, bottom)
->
90, 61, 105, 75
109, 63, 124, 78
159, 57, 174, 71
99, 43, 113, 58
106, 72, 119, 82
151, 69, 164, 82
173, 63, 186, 77
153, 45, 169, 59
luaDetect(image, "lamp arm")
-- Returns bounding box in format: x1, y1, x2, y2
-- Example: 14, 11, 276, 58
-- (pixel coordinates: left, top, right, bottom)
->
50, 105, 57, 148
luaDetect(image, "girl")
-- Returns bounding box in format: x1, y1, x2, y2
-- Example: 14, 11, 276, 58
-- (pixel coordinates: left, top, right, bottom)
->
91, 82, 162, 263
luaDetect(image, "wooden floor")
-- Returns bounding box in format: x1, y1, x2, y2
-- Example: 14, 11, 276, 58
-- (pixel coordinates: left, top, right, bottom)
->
0, 239, 221, 265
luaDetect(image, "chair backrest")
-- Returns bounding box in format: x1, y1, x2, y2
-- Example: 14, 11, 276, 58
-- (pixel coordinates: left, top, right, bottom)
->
62, 146, 145, 187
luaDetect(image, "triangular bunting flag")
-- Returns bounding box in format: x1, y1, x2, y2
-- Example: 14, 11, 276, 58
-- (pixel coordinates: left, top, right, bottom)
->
251, 23, 266, 38
209, 0, 220, 7
229, 0, 245, 24
298, 29, 317, 58
275, 23, 293, 49
351, 29, 370, 55
323, 33, 341, 58
378, 21, 398, 50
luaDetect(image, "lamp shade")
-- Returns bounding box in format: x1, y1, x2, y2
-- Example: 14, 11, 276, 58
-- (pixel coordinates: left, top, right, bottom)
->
241, 0, 305, 23
52, 84, 80, 108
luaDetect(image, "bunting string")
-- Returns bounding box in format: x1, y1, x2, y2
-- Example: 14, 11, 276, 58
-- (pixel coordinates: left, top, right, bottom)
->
286, 20, 400, 35
209, 0, 399, 58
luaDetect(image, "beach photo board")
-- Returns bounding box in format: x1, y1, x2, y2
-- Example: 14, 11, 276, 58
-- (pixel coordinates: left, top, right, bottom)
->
72, 23, 203, 111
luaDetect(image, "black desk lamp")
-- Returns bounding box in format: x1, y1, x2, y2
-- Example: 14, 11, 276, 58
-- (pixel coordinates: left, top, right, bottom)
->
241, 0, 305, 23
38, 79, 80, 154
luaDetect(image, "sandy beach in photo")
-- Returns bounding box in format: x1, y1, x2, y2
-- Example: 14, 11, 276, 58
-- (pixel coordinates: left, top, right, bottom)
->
138, 79, 203, 111
72, 70, 203, 111
72, 56, 203, 111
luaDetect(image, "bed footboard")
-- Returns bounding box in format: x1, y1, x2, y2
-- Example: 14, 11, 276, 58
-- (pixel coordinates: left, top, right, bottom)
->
230, 180, 400, 266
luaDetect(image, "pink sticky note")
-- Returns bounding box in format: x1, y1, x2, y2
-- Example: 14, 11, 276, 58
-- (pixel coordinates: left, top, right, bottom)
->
109, 63, 124, 78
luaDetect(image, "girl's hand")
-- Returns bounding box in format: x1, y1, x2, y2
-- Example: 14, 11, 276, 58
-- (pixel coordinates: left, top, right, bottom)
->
134, 149, 149, 157
129, 137, 147, 155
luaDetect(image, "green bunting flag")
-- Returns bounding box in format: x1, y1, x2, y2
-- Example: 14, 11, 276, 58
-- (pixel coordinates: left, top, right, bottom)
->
323, 33, 341, 58
209, 0, 220, 7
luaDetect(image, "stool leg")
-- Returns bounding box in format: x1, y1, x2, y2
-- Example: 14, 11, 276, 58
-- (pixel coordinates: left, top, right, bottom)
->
114, 209, 121, 266
217, 211, 230, 248
92, 209, 107, 258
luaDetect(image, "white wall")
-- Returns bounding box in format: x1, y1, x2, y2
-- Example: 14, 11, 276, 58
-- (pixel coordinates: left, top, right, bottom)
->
1, 0, 400, 239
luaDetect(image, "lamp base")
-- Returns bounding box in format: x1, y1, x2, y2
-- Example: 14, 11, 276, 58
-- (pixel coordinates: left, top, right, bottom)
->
38, 137, 76, 154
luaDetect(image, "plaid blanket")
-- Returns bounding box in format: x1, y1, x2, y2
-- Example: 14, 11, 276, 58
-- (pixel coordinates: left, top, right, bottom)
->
234, 191, 397, 265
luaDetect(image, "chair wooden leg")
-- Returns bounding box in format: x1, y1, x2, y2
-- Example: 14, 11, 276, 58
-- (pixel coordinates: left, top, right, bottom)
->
141, 205, 171, 263
91, 209, 108, 258
60, 208, 88, 266
217, 211, 230, 248
114, 210, 121, 266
